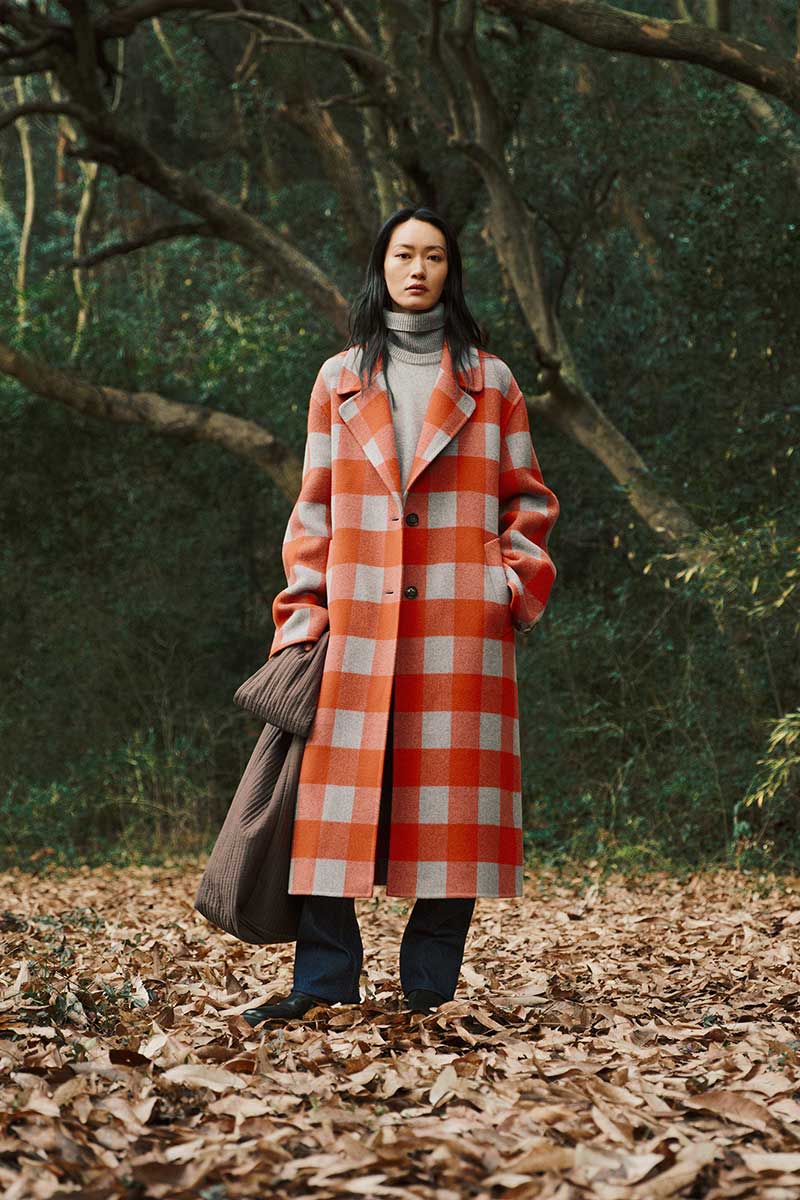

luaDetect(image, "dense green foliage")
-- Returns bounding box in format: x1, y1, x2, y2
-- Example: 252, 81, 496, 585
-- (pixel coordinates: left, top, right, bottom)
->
1, 7, 797, 875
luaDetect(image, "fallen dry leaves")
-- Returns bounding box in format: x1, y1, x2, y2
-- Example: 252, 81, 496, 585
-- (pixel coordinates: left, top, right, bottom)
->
1, 862, 800, 1199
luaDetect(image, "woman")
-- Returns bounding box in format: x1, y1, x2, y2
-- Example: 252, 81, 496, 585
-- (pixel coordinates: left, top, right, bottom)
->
243, 206, 559, 1026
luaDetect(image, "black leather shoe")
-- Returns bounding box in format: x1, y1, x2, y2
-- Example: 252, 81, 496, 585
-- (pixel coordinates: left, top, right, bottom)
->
405, 988, 446, 1014
241, 991, 331, 1027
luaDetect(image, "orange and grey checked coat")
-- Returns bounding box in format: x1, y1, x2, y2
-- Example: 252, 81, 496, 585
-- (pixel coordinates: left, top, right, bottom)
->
268, 338, 559, 898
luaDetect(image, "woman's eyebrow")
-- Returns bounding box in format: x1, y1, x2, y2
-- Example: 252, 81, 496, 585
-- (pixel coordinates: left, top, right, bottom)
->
394, 243, 446, 252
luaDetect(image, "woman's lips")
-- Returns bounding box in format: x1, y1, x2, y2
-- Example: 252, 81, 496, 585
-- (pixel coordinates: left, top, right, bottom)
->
407, 286, 427, 292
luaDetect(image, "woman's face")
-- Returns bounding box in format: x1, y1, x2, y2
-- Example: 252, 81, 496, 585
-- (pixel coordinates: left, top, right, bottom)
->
383, 218, 448, 313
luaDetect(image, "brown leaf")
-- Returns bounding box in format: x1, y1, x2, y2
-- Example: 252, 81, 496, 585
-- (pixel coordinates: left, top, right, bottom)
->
683, 1089, 775, 1130
161, 1064, 247, 1092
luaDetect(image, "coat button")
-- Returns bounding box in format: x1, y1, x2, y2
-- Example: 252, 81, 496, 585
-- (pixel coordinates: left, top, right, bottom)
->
405, 513, 419, 526
404, 585, 418, 599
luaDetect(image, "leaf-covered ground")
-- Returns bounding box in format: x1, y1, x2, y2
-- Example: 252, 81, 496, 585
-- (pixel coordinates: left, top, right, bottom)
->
2, 862, 800, 1199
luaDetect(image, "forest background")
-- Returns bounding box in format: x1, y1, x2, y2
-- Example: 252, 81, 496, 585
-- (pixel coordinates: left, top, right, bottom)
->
0, 0, 797, 878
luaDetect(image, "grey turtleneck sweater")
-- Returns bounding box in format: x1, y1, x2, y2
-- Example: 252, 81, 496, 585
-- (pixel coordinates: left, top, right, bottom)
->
383, 300, 445, 494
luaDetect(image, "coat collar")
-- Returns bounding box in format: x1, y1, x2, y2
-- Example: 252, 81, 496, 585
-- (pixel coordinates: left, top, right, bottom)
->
334, 339, 483, 508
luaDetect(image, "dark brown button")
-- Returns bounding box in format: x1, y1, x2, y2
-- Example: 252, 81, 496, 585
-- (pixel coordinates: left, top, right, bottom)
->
405, 513, 419, 526
404, 585, 418, 599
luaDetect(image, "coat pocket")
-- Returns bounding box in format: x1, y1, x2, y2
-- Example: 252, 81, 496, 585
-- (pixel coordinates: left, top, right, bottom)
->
483, 537, 511, 608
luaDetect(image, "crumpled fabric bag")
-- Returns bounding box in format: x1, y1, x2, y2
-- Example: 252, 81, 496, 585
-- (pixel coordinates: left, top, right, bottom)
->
194, 632, 329, 944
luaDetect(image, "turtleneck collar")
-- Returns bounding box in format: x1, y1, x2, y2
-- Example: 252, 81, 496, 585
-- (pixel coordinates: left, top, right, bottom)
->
383, 300, 445, 364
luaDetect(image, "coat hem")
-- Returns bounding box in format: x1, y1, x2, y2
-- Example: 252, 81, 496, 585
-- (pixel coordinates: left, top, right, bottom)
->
288, 887, 523, 899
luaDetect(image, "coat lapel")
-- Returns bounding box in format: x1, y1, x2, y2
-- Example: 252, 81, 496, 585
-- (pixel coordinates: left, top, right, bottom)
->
335, 351, 403, 508
335, 338, 483, 506
403, 340, 481, 498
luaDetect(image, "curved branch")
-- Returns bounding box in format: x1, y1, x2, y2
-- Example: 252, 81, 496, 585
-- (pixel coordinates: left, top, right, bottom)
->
13, 79, 35, 327
483, 0, 800, 113
59, 110, 351, 335
0, 100, 86, 132
70, 221, 214, 268
0, 339, 303, 499
205, 9, 399, 79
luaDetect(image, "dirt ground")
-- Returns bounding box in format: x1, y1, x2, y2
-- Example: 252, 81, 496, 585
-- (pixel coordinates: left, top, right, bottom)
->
2, 862, 800, 1199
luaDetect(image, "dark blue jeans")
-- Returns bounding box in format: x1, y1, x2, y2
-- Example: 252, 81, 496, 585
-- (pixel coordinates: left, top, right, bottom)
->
292, 893, 476, 1003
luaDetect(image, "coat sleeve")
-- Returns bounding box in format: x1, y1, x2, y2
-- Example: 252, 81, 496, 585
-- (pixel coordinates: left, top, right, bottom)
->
267, 363, 332, 659
497, 369, 559, 633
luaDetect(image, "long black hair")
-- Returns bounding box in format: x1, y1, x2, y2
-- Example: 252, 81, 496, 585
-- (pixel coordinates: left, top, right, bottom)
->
343, 206, 488, 392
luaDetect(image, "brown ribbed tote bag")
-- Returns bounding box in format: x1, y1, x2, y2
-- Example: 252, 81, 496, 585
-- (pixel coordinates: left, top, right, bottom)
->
194, 632, 329, 944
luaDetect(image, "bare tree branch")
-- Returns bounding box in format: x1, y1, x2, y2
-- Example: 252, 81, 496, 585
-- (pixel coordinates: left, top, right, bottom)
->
428, 0, 469, 141
483, 0, 800, 114
0, 0, 67, 72
69, 221, 214, 269
52, 106, 351, 334
322, 0, 380, 49
204, 9, 400, 80
0, 101, 86, 132
279, 94, 377, 262
12, 78, 35, 328
449, 0, 509, 147
700, 0, 800, 191
0, 338, 304, 499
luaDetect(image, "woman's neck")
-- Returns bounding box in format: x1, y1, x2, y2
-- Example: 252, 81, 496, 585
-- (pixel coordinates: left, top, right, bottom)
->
383, 300, 445, 360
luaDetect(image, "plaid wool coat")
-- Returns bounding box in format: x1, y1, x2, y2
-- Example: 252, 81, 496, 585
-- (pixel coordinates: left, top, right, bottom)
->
267, 338, 559, 898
